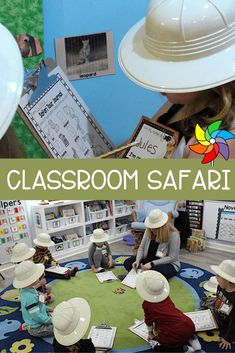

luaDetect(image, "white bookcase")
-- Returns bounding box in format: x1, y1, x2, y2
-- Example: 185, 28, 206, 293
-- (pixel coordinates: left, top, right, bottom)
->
31, 200, 135, 261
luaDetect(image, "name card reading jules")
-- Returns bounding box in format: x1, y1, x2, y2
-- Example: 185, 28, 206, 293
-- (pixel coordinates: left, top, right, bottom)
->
122, 117, 178, 159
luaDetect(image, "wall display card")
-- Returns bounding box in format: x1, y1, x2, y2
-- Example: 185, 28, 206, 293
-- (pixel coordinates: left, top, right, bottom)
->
185, 310, 218, 331
18, 65, 114, 158
122, 117, 179, 159
88, 325, 116, 350
121, 268, 141, 289
0, 201, 31, 264
216, 209, 235, 242
96, 271, 118, 283
55, 32, 115, 81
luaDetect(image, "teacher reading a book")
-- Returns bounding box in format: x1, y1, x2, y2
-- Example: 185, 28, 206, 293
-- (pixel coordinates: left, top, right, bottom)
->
123, 209, 180, 279
119, 0, 235, 160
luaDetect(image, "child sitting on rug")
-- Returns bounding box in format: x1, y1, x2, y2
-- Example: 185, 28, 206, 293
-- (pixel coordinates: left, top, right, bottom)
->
33, 233, 78, 279
11, 242, 54, 305
201, 259, 235, 351
136, 270, 201, 352
52, 297, 95, 353
88, 228, 115, 273
13, 260, 54, 337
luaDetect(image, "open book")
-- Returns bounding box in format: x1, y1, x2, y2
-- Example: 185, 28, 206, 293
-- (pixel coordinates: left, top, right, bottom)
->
129, 320, 148, 342
96, 271, 118, 283
185, 309, 218, 331
45, 265, 68, 274
88, 324, 116, 350
121, 268, 141, 288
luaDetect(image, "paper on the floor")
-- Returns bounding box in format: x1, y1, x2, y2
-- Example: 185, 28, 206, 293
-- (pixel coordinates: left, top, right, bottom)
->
121, 268, 141, 288
45, 265, 68, 274
96, 271, 118, 283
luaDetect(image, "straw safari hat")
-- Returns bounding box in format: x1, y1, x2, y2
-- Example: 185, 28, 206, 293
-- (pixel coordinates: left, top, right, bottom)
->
119, 0, 235, 93
144, 209, 168, 229
203, 276, 218, 293
13, 260, 45, 289
33, 233, 55, 247
52, 297, 91, 346
10, 243, 35, 263
211, 260, 235, 284
90, 228, 108, 243
136, 270, 170, 303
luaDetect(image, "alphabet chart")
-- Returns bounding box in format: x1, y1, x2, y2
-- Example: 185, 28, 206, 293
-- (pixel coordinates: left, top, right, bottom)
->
18, 65, 114, 158
0, 200, 31, 264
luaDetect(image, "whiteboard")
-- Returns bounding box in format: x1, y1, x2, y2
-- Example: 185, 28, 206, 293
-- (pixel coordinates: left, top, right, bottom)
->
203, 201, 235, 242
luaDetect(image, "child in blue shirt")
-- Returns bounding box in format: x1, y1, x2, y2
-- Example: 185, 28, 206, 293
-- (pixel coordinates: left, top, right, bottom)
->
13, 260, 53, 337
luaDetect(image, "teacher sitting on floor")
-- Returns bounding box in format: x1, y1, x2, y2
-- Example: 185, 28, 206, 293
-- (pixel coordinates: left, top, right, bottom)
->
123, 209, 180, 279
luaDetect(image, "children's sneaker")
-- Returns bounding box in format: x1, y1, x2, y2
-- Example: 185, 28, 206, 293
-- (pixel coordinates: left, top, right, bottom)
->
19, 323, 27, 332
183, 345, 195, 353
70, 266, 78, 276
188, 335, 201, 351
64, 271, 71, 279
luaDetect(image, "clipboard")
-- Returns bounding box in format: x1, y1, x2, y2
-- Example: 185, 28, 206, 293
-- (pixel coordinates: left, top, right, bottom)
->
88, 324, 117, 350
17, 60, 114, 159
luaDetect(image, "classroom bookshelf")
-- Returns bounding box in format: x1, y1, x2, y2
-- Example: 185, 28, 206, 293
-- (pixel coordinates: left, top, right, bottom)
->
31, 200, 136, 260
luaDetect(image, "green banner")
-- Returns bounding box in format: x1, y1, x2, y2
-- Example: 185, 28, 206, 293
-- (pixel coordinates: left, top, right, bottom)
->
0, 159, 234, 199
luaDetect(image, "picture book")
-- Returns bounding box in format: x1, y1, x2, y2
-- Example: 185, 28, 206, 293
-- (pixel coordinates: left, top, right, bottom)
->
96, 271, 118, 283
45, 265, 68, 274
185, 309, 218, 331
88, 324, 116, 350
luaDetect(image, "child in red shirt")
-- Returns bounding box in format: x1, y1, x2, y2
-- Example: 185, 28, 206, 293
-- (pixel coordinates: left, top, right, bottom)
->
136, 270, 201, 352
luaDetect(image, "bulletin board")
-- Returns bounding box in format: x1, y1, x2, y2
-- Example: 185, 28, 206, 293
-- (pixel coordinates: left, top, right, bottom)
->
0, 200, 32, 264
202, 200, 235, 242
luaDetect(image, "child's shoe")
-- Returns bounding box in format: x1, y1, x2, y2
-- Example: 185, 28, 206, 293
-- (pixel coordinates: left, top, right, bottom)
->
183, 345, 195, 353
45, 293, 55, 304
64, 271, 71, 279
19, 323, 27, 332
188, 335, 201, 351
70, 266, 78, 276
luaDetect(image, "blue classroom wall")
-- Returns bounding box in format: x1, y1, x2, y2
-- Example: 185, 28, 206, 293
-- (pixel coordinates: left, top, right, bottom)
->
43, 0, 166, 147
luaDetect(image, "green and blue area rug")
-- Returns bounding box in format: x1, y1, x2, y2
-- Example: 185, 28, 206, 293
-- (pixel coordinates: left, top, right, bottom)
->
0, 257, 232, 353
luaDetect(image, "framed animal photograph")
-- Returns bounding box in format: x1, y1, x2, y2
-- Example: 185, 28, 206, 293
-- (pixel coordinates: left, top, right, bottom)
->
55, 31, 115, 80
122, 116, 179, 159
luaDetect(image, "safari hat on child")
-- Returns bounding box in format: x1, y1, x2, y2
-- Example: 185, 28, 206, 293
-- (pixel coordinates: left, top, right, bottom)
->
13, 260, 45, 288
211, 260, 235, 284
52, 297, 91, 346
90, 228, 108, 243
145, 209, 168, 229
10, 243, 35, 263
119, 0, 235, 93
203, 276, 218, 294
33, 232, 55, 247
0, 23, 23, 139
136, 270, 170, 303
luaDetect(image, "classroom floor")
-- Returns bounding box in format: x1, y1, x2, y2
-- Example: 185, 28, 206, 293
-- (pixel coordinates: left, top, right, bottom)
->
0, 240, 234, 292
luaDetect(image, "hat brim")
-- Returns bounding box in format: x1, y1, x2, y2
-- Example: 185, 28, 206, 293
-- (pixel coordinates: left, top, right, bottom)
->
136, 271, 170, 303
0, 23, 23, 139
203, 281, 217, 294
90, 234, 109, 243
33, 239, 55, 247
211, 265, 235, 284
11, 248, 36, 263
54, 298, 91, 346
13, 263, 44, 289
144, 212, 168, 229
119, 18, 235, 93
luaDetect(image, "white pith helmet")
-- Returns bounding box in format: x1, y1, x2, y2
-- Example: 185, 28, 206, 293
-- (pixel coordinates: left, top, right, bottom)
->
0, 23, 23, 138
119, 0, 235, 93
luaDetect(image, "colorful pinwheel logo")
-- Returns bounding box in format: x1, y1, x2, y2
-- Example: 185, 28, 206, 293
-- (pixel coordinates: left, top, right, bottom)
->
189, 120, 235, 165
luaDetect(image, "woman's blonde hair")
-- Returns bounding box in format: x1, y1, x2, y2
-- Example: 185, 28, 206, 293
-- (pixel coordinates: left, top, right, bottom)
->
179, 81, 235, 139
146, 222, 179, 243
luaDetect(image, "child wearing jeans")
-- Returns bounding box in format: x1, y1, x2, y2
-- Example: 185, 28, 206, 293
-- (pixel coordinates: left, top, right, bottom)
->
13, 260, 53, 337
136, 270, 201, 352
88, 228, 115, 273
202, 259, 235, 350
33, 233, 78, 279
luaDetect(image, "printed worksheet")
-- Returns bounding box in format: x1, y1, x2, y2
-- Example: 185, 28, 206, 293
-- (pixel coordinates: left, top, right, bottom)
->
121, 268, 141, 288
185, 309, 218, 331
18, 66, 113, 158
